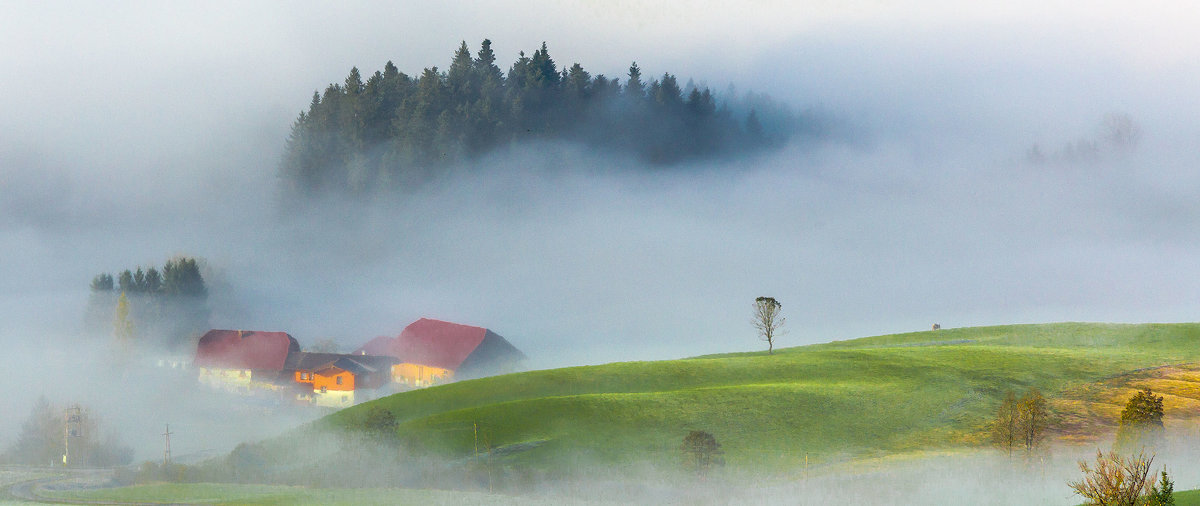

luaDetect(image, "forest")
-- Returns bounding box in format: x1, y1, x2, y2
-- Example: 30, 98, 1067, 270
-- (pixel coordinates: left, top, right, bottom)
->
279, 40, 808, 196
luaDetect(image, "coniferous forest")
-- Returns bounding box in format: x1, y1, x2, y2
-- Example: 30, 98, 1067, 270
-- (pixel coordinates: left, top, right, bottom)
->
85, 257, 210, 351
280, 40, 806, 196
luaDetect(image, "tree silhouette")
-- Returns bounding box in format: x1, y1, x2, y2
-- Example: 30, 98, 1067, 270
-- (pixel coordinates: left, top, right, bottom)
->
753, 296, 785, 354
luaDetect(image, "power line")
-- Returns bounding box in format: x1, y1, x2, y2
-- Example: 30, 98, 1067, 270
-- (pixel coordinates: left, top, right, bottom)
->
163, 424, 173, 466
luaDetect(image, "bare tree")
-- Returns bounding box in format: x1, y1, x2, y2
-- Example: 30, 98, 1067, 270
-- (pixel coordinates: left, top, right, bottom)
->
992, 391, 1019, 456
752, 296, 785, 354
1018, 388, 1048, 454
1069, 450, 1155, 506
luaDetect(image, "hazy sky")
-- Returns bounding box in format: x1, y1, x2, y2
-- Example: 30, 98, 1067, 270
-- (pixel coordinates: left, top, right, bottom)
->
2, 0, 1199, 377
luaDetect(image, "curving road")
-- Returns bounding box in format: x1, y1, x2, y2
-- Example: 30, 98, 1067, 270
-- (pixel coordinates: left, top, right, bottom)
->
1, 467, 161, 505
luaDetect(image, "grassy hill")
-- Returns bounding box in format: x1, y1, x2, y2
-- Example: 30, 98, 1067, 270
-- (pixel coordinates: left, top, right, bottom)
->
303, 322, 1200, 477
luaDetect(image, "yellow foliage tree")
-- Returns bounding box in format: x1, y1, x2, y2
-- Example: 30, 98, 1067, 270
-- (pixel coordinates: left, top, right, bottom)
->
113, 291, 135, 345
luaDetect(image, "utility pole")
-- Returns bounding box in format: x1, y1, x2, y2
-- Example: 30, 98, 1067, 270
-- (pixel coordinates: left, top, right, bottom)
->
63, 405, 82, 466
162, 424, 173, 466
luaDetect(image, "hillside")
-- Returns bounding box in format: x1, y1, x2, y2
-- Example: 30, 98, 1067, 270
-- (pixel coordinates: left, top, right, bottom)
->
280, 323, 1200, 478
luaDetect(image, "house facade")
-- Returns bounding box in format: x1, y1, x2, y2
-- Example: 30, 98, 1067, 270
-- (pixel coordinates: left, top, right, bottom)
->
193, 330, 300, 393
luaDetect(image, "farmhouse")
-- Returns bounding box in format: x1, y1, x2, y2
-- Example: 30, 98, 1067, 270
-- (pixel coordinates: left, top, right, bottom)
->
193, 329, 300, 392
356, 318, 526, 387
287, 352, 397, 407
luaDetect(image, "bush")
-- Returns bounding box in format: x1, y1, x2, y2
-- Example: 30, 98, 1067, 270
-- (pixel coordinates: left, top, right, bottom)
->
1115, 389, 1164, 452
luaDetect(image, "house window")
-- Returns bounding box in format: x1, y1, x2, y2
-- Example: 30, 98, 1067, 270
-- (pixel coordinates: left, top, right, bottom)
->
342, 395, 348, 402
300, 372, 309, 380
336, 376, 343, 385
320, 386, 327, 393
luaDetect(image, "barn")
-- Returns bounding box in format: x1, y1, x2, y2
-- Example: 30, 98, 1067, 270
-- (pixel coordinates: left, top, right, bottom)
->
193, 329, 300, 392
356, 318, 525, 387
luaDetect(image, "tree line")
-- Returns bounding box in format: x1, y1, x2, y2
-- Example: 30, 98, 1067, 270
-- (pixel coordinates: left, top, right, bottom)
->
85, 256, 210, 351
280, 40, 806, 196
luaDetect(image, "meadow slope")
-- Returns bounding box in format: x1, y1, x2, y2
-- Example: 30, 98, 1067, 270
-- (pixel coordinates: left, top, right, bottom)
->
307, 322, 1200, 476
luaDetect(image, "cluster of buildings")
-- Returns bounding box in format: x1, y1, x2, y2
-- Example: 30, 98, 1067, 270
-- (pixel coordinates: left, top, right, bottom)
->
192, 318, 525, 408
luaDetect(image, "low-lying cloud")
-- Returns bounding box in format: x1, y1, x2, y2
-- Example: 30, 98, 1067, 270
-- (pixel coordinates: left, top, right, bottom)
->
2, 1, 1199, 466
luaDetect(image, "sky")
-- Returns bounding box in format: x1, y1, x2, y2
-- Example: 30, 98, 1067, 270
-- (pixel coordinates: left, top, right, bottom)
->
2, 1, 1200, 390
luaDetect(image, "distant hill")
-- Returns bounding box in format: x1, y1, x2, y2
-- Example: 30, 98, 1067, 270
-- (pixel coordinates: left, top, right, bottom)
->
279, 40, 811, 196
241, 323, 1200, 483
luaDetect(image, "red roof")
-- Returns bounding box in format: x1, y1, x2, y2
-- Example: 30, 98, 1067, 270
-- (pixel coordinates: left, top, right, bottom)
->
194, 330, 299, 371
355, 318, 488, 371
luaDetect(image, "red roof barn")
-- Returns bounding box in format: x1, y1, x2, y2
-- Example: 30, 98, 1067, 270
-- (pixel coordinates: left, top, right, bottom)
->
193, 329, 300, 371
356, 318, 525, 380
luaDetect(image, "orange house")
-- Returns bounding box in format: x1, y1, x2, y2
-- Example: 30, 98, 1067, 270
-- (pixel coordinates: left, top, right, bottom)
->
287, 352, 396, 407
313, 365, 355, 392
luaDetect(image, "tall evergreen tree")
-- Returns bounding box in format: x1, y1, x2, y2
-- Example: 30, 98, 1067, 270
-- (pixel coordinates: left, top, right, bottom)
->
625, 62, 645, 100
117, 270, 134, 294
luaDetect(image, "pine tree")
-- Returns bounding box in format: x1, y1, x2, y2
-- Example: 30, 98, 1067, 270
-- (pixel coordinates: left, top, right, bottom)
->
133, 267, 146, 292
117, 270, 134, 293
625, 62, 645, 100
90, 273, 114, 292
1147, 469, 1175, 506
473, 39, 504, 87
344, 66, 364, 96
144, 267, 162, 293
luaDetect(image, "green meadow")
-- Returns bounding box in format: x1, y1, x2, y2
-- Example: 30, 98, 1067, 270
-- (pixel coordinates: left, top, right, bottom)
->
36, 482, 559, 505
319, 322, 1200, 474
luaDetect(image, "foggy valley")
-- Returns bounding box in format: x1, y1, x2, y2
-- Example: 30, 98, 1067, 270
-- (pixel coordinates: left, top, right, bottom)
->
2, 1, 1200, 504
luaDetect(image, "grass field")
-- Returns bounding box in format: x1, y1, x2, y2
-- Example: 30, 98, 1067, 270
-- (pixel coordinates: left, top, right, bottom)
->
308, 322, 1200, 475
36, 482, 568, 505
1177, 489, 1200, 505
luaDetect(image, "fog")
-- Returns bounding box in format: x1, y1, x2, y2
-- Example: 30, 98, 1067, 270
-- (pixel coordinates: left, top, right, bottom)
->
2, 0, 1199, 481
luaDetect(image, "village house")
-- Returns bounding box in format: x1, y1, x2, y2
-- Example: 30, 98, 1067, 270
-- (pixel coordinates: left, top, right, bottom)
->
286, 352, 397, 408
193, 329, 300, 393
355, 318, 526, 388
193, 319, 525, 405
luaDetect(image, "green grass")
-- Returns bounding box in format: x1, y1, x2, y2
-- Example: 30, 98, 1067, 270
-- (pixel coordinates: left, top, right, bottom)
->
37, 482, 561, 505
300, 323, 1200, 475
1176, 489, 1200, 506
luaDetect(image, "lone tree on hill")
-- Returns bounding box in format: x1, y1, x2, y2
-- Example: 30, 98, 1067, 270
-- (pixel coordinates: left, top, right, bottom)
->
681, 430, 723, 476
752, 296, 785, 354
1115, 388, 1164, 453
